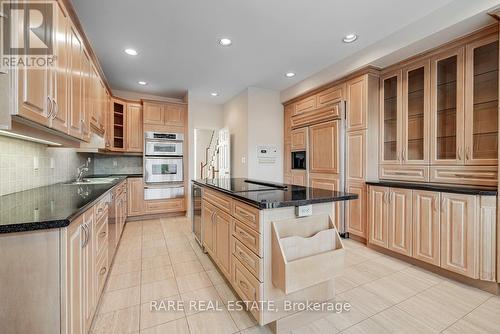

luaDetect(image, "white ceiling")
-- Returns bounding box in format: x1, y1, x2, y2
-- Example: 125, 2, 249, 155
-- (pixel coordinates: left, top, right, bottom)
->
71, 0, 500, 104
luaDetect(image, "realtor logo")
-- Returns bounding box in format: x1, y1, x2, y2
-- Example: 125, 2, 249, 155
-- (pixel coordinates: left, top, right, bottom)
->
1, 0, 55, 69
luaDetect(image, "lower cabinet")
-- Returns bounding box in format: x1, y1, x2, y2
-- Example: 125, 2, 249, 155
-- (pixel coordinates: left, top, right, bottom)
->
202, 200, 217, 256
66, 214, 84, 334
309, 173, 340, 227
368, 185, 496, 281
346, 181, 367, 238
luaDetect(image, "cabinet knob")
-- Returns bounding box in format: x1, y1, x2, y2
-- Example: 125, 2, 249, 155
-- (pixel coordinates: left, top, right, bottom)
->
99, 267, 107, 275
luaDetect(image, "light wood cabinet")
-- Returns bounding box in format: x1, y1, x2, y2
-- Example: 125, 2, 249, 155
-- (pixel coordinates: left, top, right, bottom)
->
164, 103, 185, 126
215, 210, 232, 280
127, 178, 145, 217
412, 190, 440, 266
291, 170, 307, 186
290, 127, 307, 151
81, 51, 92, 142
368, 186, 389, 247
380, 70, 403, 165
294, 95, 317, 115
309, 120, 339, 174
66, 215, 84, 334
346, 76, 367, 131
143, 101, 186, 126
316, 85, 343, 109
202, 200, 217, 256
68, 26, 83, 138
346, 130, 366, 181
126, 103, 143, 152
346, 181, 366, 238
143, 102, 164, 125
284, 104, 293, 141
440, 193, 478, 278
388, 188, 413, 256
283, 142, 291, 178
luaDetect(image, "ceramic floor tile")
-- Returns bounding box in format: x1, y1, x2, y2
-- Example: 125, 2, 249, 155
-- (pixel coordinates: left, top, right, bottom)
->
291, 317, 337, 334
141, 278, 179, 303
441, 296, 500, 334
341, 318, 389, 334
140, 296, 185, 330
169, 250, 199, 264
141, 246, 169, 259
325, 303, 368, 331
369, 306, 439, 333
336, 286, 393, 317
240, 326, 273, 334
139, 318, 190, 334
215, 283, 239, 305
180, 286, 224, 316
227, 306, 258, 331
106, 271, 141, 292
99, 286, 141, 313
206, 269, 226, 285
198, 254, 217, 271
172, 259, 204, 277
186, 308, 238, 334
141, 266, 175, 284
110, 259, 142, 276
176, 271, 213, 293
92, 305, 140, 334
141, 255, 171, 271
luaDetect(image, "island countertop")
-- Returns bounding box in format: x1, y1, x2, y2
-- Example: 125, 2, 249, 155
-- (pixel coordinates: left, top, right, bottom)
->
192, 178, 358, 209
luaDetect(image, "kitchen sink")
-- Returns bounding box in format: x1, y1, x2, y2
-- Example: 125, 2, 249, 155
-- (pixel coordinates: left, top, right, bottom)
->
64, 177, 120, 185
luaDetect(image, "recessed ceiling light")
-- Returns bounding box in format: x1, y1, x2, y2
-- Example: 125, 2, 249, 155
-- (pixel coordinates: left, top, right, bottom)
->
218, 38, 232, 47
210, 92, 219, 97
124, 48, 138, 56
342, 33, 358, 43
138, 81, 147, 86
285, 72, 296, 78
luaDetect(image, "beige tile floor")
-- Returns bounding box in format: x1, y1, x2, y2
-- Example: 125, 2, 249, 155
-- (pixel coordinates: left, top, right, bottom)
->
91, 217, 500, 334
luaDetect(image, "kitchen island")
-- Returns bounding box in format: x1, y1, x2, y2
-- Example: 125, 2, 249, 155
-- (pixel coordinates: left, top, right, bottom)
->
192, 178, 357, 332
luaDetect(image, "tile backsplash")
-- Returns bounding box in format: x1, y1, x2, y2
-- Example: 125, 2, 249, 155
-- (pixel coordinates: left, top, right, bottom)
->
91, 154, 143, 175
0, 136, 87, 196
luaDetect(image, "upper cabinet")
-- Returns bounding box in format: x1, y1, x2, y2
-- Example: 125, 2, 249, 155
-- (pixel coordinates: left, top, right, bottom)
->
294, 96, 316, 115
143, 101, 186, 127
126, 103, 143, 152
380, 70, 402, 164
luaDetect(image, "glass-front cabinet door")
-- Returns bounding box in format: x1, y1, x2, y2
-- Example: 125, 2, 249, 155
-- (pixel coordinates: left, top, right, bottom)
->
464, 36, 498, 165
380, 71, 402, 164
430, 48, 465, 165
403, 60, 430, 164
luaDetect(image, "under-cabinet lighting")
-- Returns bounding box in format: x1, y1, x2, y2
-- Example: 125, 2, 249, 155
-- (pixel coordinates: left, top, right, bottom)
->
0, 130, 62, 146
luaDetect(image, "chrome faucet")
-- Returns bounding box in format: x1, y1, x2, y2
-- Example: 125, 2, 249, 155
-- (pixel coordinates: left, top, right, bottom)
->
76, 157, 92, 182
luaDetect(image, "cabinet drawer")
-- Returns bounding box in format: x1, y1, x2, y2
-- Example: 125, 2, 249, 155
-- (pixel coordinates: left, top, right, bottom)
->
316, 85, 343, 108
95, 195, 109, 221
232, 219, 262, 257
232, 238, 263, 282
232, 255, 262, 304
204, 189, 232, 213
430, 166, 498, 186
291, 103, 340, 129
95, 247, 109, 296
379, 165, 429, 182
232, 201, 260, 232
294, 95, 317, 115
145, 198, 185, 213
94, 215, 108, 259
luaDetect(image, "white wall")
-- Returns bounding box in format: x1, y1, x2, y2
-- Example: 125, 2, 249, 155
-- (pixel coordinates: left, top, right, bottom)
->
247, 87, 283, 182
223, 90, 249, 178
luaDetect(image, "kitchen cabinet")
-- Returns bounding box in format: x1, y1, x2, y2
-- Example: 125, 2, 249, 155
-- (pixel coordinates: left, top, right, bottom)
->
346, 181, 367, 238
440, 193, 478, 278
202, 200, 217, 256
164, 103, 185, 126
81, 51, 92, 142
294, 95, 317, 115
66, 214, 84, 334
143, 101, 186, 127
291, 170, 307, 186
284, 104, 293, 142
68, 25, 83, 138
126, 103, 143, 152
309, 120, 339, 174
109, 99, 125, 151
388, 188, 413, 256
368, 186, 389, 247
346, 76, 367, 131
309, 173, 341, 227
380, 70, 402, 165
143, 102, 164, 124
215, 210, 232, 279
346, 130, 366, 181
283, 142, 291, 180
290, 127, 307, 151
316, 84, 343, 109
412, 190, 440, 266
127, 178, 145, 217
82, 209, 95, 333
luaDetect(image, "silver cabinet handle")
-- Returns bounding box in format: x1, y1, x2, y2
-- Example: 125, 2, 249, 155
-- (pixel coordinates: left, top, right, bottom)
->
51, 98, 58, 119
396, 151, 401, 162
457, 147, 462, 161
402, 148, 406, 162
47, 96, 53, 118
433, 196, 438, 212
81, 224, 87, 248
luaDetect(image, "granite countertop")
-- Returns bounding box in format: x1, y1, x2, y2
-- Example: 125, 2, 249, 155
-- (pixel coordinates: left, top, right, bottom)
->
365, 180, 498, 196
192, 178, 358, 209
0, 174, 139, 234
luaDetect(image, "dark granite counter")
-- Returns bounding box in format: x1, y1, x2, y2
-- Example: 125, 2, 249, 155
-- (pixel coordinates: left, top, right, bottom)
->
192, 178, 358, 209
365, 181, 497, 196
0, 175, 138, 234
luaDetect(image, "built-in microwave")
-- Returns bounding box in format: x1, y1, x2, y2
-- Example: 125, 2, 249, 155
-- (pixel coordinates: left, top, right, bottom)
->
144, 157, 183, 183
145, 141, 183, 156
292, 151, 306, 170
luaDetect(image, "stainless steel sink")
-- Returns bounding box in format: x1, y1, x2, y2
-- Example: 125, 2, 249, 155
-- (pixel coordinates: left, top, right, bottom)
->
64, 177, 120, 185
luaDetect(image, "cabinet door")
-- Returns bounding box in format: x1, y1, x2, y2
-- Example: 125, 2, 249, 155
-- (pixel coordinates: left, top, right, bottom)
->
143, 102, 164, 125
403, 60, 430, 164
127, 178, 145, 216
164, 103, 185, 126
317, 85, 343, 109
81, 51, 91, 142
380, 71, 402, 164
440, 193, 478, 278
294, 95, 317, 115
309, 120, 339, 174
126, 104, 143, 152
66, 216, 83, 334
413, 190, 440, 266
284, 104, 293, 142
388, 188, 412, 256
68, 26, 83, 138
291, 127, 307, 151
83, 210, 95, 333
291, 170, 307, 186
284, 141, 291, 176
346, 130, 365, 182
430, 47, 465, 165
309, 173, 340, 228
50, 2, 69, 133
464, 37, 498, 166
346, 182, 367, 238
215, 210, 232, 279
346, 76, 367, 131
368, 186, 389, 247
202, 201, 216, 256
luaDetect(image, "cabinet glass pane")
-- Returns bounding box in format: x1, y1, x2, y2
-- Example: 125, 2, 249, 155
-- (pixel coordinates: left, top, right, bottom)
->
472, 41, 498, 160
436, 56, 457, 160
407, 67, 425, 160
384, 76, 398, 161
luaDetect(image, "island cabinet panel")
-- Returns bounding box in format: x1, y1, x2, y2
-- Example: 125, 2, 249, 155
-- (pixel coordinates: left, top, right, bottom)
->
215, 210, 232, 280
388, 188, 413, 257
412, 190, 441, 266
368, 186, 389, 247
232, 200, 260, 232
309, 120, 339, 174
68, 26, 83, 138
440, 193, 478, 278
346, 181, 367, 238
380, 70, 403, 165
201, 200, 217, 256
127, 178, 145, 216
164, 103, 186, 127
